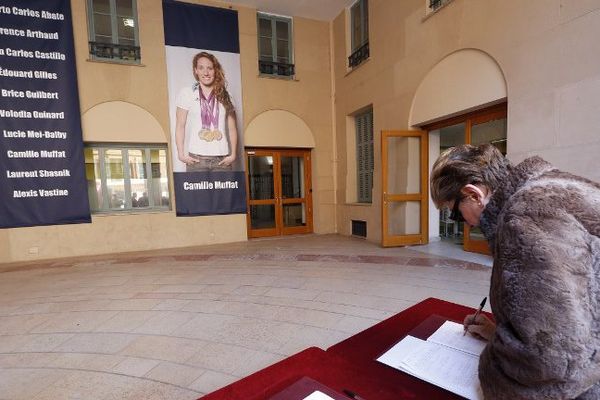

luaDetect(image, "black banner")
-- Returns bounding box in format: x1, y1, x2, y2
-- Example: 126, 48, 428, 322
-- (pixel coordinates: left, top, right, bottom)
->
0, 0, 90, 228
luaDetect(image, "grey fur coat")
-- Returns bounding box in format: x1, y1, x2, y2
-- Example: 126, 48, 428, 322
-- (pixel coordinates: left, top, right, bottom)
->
478, 156, 600, 399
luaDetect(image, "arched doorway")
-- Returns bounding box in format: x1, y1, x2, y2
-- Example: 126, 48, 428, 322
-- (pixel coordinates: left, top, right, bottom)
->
423, 103, 507, 254
409, 49, 507, 254
244, 110, 315, 238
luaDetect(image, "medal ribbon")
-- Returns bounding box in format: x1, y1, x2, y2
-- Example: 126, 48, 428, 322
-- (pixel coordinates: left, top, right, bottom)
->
199, 88, 219, 130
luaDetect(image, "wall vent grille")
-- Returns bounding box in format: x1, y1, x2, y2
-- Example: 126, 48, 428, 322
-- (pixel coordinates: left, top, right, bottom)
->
352, 220, 367, 238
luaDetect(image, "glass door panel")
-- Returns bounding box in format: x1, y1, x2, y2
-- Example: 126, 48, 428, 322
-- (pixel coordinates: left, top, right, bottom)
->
382, 131, 429, 247
280, 154, 309, 233
386, 136, 421, 194
465, 109, 507, 254
250, 204, 276, 229
471, 117, 507, 154
280, 151, 311, 234
246, 152, 278, 237
283, 203, 306, 228
439, 122, 466, 151
387, 201, 421, 235
248, 155, 275, 200
437, 122, 467, 242
281, 156, 304, 199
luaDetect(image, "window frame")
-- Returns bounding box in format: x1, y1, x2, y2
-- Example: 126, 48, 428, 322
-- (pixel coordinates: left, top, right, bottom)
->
350, 0, 369, 52
86, 0, 141, 63
355, 109, 374, 204
85, 144, 170, 214
348, 0, 369, 69
257, 12, 294, 78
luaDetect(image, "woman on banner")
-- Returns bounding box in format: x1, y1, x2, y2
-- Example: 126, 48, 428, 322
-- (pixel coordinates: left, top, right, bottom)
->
430, 144, 600, 399
175, 51, 237, 171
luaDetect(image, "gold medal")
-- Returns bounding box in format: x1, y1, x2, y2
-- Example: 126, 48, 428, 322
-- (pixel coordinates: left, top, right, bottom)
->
198, 129, 223, 142
199, 129, 211, 141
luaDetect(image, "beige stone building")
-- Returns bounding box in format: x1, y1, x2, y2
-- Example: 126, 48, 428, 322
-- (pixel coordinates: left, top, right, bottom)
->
2, 0, 599, 264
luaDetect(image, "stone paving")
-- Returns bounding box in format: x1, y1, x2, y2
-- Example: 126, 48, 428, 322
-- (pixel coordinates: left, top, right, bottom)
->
0, 234, 491, 399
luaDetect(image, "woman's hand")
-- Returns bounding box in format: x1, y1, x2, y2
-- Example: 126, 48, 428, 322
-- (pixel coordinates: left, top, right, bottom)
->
178, 153, 198, 165
464, 313, 496, 341
218, 154, 236, 166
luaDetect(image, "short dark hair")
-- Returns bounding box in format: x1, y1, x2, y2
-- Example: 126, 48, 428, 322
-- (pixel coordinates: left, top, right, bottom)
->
430, 144, 510, 208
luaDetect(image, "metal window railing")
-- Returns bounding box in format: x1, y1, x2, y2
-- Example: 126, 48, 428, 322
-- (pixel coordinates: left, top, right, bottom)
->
258, 60, 295, 77
429, 0, 443, 10
348, 41, 369, 68
89, 42, 141, 62
428, 0, 454, 12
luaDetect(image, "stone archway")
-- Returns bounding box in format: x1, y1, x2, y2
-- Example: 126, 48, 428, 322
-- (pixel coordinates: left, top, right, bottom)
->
82, 101, 166, 143
410, 48, 507, 126
245, 109, 315, 148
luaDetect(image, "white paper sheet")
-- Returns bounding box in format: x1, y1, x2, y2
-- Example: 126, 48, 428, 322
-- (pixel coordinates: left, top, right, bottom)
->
303, 391, 336, 400
427, 320, 487, 356
377, 323, 486, 400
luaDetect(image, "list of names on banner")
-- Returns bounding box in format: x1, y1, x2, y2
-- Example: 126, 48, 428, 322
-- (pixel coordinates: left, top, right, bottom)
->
0, 1, 90, 228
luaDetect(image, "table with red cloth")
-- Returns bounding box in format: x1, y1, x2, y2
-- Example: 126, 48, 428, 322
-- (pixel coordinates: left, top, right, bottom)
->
201, 297, 491, 400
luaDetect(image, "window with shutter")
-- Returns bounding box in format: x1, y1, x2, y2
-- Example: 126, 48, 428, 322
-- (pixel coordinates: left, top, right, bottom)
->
355, 109, 374, 203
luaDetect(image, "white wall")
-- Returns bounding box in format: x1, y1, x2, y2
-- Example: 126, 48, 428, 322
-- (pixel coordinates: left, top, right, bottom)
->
428, 130, 441, 241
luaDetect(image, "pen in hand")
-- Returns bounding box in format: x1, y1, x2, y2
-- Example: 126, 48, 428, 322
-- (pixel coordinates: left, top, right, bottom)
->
464, 296, 487, 336
343, 388, 367, 400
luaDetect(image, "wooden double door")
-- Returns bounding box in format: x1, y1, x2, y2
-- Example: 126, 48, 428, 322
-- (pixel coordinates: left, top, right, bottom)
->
424, 102, 507, 255
245, 148, 313, 238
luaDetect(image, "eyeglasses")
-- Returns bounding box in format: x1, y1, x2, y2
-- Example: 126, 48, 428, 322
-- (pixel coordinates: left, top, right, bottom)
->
449, 196, 465, 223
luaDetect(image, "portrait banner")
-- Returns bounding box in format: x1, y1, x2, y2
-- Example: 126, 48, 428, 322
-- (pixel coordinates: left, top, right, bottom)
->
163, 0, 247, 216
0, 0, 91, 228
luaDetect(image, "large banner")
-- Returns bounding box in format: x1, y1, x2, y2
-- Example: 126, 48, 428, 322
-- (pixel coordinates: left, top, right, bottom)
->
163, 0, 247, 216
0, 0, 90, 228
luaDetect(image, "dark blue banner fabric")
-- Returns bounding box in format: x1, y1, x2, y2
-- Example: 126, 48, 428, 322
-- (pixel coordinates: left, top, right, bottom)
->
162, 0, 240, 52
174, 171, 247, 216
0, 0, 91, 228
163, 0, 247, 217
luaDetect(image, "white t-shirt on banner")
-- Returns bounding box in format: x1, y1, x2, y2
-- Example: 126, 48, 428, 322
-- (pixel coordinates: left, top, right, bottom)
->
176, 85, 230, 156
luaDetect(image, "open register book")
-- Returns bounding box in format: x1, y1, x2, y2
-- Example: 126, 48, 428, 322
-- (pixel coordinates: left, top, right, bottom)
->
377, 319, 487, 400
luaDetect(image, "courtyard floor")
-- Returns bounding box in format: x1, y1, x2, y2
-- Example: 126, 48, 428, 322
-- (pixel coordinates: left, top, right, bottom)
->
0, 234, 491, 399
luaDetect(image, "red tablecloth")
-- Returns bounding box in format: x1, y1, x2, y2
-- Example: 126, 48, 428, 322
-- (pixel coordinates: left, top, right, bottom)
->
202, 297, 491, 400
328, 297, 484, 363
201, 346, 435, 400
